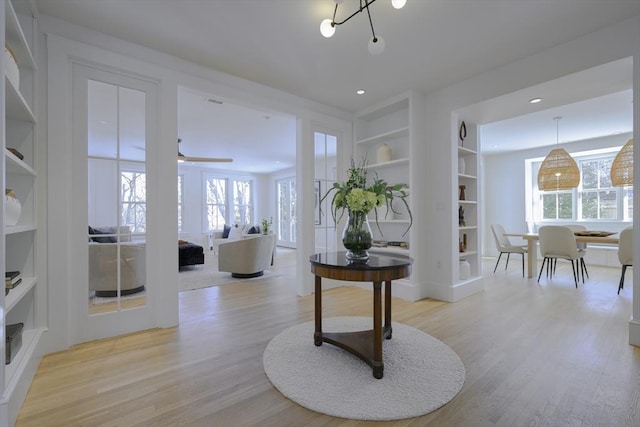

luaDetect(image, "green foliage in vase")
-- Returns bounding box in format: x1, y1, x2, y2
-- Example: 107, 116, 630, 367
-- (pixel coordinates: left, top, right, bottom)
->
321, 158, 413, 236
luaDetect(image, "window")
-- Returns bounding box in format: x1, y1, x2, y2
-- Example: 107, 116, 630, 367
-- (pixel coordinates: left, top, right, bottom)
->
204, 175, 254, 230
206, 177, 227, 231
233, 179, 253, 224
121, 170, 146, 232
580, 157, 616, 219
532, 150, 632, 222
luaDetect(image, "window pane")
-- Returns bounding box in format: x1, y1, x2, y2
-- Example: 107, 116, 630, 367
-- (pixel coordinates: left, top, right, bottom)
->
600, 190, 617, 219
558, 193, 572, 219
582, 161, 598, 189
205, 177, 227, 230
626, 188, 634, 220
208, 205, 225, 230
581, 191, 598, 219
233, 179, 253, 224
542, 194, 557, 219
599, 159, 613, 188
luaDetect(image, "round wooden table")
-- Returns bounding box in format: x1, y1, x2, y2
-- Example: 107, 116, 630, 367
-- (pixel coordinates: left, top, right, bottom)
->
309, 251, 413, 379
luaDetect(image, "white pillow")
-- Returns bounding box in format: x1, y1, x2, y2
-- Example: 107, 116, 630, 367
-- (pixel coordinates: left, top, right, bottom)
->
228, 226, 243, 239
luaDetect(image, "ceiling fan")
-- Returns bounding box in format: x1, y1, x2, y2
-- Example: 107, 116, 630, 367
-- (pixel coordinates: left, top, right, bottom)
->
177, 138, 233, 163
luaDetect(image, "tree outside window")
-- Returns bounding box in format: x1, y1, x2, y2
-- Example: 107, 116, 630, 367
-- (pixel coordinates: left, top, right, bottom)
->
580, 158, 616, 219
542, 191, 573, 219
206, 177, 226, 231
233, 179, 253, 225
121, 171, 146, 233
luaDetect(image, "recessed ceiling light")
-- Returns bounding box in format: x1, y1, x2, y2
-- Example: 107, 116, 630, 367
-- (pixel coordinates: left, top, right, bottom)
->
528, 97, 542, 104
356, 89, 366, 95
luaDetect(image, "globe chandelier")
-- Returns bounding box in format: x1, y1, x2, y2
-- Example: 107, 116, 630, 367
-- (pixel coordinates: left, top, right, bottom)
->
320, 0, 407, 55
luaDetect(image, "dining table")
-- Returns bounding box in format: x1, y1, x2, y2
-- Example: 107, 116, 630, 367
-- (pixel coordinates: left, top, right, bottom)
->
504, 232, 619, 278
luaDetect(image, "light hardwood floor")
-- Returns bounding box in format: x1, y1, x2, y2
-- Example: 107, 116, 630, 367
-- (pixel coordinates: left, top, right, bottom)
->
17, 249, 640, 426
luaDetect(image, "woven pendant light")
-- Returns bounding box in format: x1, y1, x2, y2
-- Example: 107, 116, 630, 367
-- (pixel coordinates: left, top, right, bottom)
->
537, 117, 580, 191
610, 138, 633, 186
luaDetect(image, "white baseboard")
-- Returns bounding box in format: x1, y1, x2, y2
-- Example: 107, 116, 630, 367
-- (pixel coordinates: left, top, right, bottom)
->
422, 276, 484, 302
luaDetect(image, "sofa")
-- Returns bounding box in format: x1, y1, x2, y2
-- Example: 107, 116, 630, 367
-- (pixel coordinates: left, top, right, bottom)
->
211, 223, 263, 253
218, 234, 277, 278
88, 226, 146, 297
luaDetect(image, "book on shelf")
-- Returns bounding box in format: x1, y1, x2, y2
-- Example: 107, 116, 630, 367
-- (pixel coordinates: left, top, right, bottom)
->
5, 271, 22, 288
6, 278, 22, 290
7, 147, 24, 160
372, 240, 388, 247
387, 241, 408, 248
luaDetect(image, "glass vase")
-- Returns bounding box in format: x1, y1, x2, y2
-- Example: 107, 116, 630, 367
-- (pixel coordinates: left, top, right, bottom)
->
342, 210, 373, 260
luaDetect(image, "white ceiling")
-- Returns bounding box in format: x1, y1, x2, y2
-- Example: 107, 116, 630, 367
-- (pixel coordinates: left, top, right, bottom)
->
39, 0, 638, 172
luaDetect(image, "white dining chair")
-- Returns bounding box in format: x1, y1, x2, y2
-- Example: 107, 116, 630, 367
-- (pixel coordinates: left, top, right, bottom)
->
491, 224, 527, 277
537, 225, 586, 288
565, 225, 589, 280
617, 226, 633, 294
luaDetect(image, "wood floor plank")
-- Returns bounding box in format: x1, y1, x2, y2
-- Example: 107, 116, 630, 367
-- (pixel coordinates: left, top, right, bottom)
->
17, 249, 640, 426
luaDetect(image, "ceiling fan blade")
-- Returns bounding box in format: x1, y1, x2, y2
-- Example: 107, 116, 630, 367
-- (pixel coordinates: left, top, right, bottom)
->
177, 139, 232, 163
182, 156, 233, 163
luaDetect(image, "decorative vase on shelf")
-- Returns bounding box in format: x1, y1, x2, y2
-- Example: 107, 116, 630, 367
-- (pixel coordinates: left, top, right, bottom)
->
458, 157, 466, 174
377, 143, 392, 163
4, 189, 22, 226
342, 210, 373, 260
459, 260, 471, 280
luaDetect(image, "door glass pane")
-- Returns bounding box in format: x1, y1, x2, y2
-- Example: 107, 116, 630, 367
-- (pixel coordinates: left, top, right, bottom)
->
277, 177, 296, 244
314, 132, 337, 253
87, 80, 147, 314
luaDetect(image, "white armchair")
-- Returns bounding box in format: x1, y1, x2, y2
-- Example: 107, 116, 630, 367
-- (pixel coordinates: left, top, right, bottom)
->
89, 242, 146, 297
218, 234, 276, 278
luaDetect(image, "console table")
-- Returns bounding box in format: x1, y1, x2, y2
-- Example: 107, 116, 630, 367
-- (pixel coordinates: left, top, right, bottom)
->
309, 252, 413, 379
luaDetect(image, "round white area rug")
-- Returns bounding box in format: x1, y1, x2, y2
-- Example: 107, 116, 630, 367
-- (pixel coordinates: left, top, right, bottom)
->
263, 316, 465, 421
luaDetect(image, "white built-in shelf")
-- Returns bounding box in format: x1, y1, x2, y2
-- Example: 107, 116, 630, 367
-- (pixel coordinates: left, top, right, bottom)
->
5, 328, 44, 390
369, 246, 410, 256
4, 0, 36, 70
356, 126, 409, 145
5, 277, 37, 312
458, 172, 477, 180
458, 200, 477, 205
365, 158, 409, 169
5, 149, 36, 175
370, 219, 411, 224
459, 251, 478, 258
5, 76, 36, 122
4, 224, 37, 235
459, 226, 478, 231
457, 146, 477, 156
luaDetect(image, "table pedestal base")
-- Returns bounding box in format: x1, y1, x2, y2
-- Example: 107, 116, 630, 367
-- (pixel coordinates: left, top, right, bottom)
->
314, 326, 392, 379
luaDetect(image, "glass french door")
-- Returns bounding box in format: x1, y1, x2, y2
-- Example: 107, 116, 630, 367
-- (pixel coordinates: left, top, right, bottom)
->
314, 131, 338, 253
71, 63, 157, 343
277, 177, 296, 247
